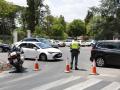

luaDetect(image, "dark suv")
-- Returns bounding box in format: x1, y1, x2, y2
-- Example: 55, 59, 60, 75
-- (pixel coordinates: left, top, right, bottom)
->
90, 40, 120, 67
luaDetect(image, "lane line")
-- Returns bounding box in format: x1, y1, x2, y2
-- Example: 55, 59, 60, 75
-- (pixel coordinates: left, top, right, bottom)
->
64, 78, 102, 90
101, 82, 120, 90
31, 76, 81, 90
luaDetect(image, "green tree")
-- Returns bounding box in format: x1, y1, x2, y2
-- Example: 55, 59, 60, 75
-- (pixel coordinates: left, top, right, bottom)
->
45, 15, 54, 36
0, 0, 21, 35
26, 0, 45, 33
59, 15, 66, 32
19, 8, 28, 30
26, 0, 36, 33
51, 16, 66, 39
67, 19, 85, 38
87, 16, 105, 39
84, 10, 93, 26
16, 28, 26, 41
51, 24, 64, 39
0, 0, 17, 18
33, 25, 45, 37
87, 0, 120, 40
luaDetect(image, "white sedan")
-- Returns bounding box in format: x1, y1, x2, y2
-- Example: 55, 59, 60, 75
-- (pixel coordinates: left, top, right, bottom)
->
64, 39, 73, 47
14, 42, 62, 61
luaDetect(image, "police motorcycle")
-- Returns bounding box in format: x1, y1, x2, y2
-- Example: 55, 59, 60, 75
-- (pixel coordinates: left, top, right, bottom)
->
8, 45, 24, 73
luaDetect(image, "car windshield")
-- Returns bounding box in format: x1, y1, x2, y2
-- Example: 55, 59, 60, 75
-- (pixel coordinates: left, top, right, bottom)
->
36, 43, 52, 49
38, 38, 51, 45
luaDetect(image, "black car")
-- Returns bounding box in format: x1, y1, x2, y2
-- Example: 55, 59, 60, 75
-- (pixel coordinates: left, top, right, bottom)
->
0, 44, 11, 52
90, 40, 120, 67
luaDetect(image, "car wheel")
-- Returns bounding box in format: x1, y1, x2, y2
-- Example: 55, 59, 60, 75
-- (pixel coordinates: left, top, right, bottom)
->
5, 48, 9, 52
39, 54, 47, 61
96, 57, 105, 67
0, 48, 3, 52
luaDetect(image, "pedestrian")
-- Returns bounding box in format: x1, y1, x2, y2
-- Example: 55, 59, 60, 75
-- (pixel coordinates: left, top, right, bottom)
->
70, 37, 80, 70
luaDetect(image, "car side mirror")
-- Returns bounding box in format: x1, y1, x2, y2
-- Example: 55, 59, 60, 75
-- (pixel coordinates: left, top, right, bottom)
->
33, 47, 38, 50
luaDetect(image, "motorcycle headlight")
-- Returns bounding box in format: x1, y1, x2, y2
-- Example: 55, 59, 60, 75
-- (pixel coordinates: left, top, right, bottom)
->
10, 52, 17, 56
20, 55, 24, 61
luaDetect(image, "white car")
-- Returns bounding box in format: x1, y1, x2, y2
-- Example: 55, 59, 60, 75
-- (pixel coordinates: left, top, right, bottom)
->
80, 41, 87, 46
80, 40, 96, 46
64, 39, 73, 47
14, 42, 62, 61
55, 40, 66, 47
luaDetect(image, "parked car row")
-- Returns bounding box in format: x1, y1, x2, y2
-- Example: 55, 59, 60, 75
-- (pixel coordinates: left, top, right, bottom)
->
19, 38, 96, 47
64, 39, 73, 47
64, 39, 96, 47
0, 38, 96, 53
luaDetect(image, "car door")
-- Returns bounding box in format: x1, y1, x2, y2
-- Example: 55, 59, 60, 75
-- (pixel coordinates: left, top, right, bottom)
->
19, 43, 29, 59
112, 48, 120, 65
26, 43, 38, 59
105, 43, 120, 65
113, 42, 120, 65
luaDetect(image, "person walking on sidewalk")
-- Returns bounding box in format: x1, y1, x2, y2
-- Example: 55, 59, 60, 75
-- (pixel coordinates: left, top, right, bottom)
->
70, 38, 80, 70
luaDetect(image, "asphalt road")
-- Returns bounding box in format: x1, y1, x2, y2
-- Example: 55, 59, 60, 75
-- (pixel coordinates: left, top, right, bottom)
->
0, 47, 120, 90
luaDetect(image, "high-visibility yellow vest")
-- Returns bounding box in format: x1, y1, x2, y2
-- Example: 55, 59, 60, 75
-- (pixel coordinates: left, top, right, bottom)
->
70, 41, 80, 49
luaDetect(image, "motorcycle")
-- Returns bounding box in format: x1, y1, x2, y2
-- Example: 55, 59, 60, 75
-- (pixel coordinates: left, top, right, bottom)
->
8, 46, 24, 72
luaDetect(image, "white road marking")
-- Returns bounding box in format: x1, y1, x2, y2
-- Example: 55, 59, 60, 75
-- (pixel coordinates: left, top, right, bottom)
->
88, 74, 117, 79
0, 71, 41, 89
99, 74, 117, 78
101, 82, 120, 90
64, 78, 102, 90
31, 76, 81, 90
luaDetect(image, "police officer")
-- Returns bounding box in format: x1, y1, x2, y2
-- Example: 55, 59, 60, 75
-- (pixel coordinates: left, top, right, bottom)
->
70, 38, 80, 70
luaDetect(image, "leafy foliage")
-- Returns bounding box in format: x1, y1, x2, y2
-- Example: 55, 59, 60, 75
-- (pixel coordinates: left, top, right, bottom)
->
87, 0, 120, 40
67, 19, 85, 38
51, 16, 66, 39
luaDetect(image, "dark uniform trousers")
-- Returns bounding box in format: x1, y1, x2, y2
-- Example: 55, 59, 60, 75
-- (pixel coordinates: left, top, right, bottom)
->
70, 49, 79, 68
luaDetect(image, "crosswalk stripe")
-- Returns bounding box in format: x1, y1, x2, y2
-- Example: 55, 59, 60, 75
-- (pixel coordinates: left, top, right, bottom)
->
0, 72, 41, 87
101, 82, 120, 90
31, 76, 81, 90
64, 78, 102, 90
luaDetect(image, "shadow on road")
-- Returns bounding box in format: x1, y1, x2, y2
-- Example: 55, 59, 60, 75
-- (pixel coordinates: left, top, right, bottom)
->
98, 65, 120, 69
41, 59, 64, 62
25, 58, 64, 62
9, 67, 28, 73
71, 68, 88, 71
79, 69, 88, 71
